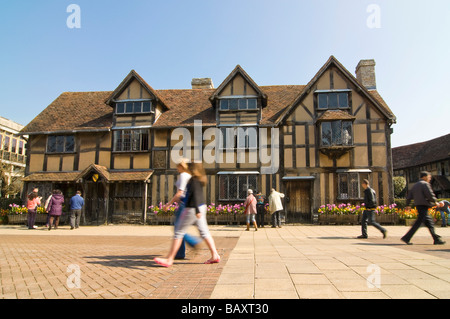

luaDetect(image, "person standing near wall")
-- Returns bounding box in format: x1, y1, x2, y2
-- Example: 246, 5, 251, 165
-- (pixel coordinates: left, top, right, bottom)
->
256, 191, 266, 228
47, 189, 64, 230
69, 191, 84, 230
269, 188, 284, 228
244, 189, 257, 231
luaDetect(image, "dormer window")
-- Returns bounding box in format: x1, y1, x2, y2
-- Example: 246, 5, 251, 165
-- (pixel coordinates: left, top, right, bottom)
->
219, 98, 258, 111
115, 100, 153, 114
316, 90, 350, 110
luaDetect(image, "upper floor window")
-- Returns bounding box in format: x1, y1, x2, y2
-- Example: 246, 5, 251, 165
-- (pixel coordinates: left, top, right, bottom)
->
317, 90, 350, 110
47, 135, 75, 153
3, 135, 10, 151
113, 129, 149, 152
220, 127, 257, 150
115, 100, 153, 114
219, 98, 257, 111
321, 120, 353, 147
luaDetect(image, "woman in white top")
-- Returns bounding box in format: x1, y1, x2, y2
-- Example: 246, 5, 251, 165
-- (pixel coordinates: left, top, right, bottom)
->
163, 159, 201, 258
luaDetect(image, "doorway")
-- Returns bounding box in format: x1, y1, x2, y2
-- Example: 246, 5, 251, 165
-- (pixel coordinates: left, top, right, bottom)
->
284, 180, 312, 223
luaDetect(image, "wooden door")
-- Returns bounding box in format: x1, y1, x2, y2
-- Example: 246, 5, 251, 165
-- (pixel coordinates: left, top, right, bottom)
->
285, 180, 312, 223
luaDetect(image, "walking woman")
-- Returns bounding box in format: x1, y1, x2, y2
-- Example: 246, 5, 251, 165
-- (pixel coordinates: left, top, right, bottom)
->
47, 189, 65, 230
154, 162, 220, 267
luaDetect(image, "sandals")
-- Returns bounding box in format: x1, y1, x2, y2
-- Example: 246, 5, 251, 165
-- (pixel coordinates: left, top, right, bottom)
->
154, 258, 172, 268
204, 257, 221, 264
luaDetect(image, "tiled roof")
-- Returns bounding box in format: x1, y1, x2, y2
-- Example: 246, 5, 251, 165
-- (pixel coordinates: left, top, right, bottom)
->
77, 164, 153, 182
22, 172, 81, 182
392, 134, 450, 170
316, 110, 356, 122
20, 67, 392, 133
23, 165, 154, 183
21, 91, 113, 134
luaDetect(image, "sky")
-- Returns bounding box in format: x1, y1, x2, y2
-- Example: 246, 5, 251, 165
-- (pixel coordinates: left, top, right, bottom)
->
0, 0, 449, 148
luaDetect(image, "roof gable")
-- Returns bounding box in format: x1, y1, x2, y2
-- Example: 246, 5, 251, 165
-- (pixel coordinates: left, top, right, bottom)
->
210, 65, 268, 106
105, 70, 168, 110
276, 56, 396, 125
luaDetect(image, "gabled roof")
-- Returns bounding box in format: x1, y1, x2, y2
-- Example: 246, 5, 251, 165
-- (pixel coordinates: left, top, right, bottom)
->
276, 56, 396, 125
105, 70, 169, 110
393, 134, 450, 170
21, 91, 113, 135
209, 65, 268, 106
76, 164, 153, 182
21, 58, 394, 134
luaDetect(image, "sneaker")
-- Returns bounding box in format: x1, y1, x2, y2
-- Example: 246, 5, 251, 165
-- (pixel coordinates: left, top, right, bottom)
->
382, 230, 388, 239
434, 239, 446, 245
357, 235, 368, 239
401, 237, 413, 245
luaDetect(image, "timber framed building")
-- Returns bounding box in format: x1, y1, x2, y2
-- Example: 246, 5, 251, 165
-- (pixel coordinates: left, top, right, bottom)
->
20, 56, 396, 224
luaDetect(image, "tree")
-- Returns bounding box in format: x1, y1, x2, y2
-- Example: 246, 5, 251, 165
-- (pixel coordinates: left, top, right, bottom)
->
393, 176, 407, 198
0, 162, 24, 198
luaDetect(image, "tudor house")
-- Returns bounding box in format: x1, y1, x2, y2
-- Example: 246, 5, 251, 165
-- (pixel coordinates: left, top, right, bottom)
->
20, 56, 396, 224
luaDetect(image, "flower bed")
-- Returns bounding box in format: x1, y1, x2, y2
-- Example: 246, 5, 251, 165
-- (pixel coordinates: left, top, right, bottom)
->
146, 202, 271, 225
6, 204, 48, 225
318, 203, 447, 226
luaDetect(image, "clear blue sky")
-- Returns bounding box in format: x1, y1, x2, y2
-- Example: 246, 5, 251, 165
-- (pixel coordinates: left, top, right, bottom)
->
0, 0, 449, 147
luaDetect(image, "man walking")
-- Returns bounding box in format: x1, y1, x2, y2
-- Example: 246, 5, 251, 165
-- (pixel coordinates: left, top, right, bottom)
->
358, 179, 387, 239
401, 171, 445, 245
70, 190, 84, 230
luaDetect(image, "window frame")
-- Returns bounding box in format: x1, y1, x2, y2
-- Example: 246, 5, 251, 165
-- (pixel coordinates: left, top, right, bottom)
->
218, 173, 258, 201
219, 97, 258, 111
115, 100, 153, 115
316, 90, 351, 110
337, 171, 370, 200
46, 135, 75, 154
113, 129, 150, 152
320, 120, 353, 147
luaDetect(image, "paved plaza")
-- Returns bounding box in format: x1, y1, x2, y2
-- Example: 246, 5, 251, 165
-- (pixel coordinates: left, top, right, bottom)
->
0, 224, 449, 299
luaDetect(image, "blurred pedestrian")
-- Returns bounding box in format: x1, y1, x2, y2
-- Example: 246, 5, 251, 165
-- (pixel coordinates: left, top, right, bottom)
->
69, 191, 84, 230
358, 179, 387, 239
244, 189, 257, 231
164, 158, 201, 259
47, 189, 64, 231
154, 162, 220, 267
436, 200, 450, 227
269, 188, 284, 228
401, 171, 445, 245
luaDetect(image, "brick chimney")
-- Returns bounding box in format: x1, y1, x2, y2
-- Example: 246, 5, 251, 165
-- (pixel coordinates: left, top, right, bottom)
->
191, 78, 214, 89
355, 59, 376, 90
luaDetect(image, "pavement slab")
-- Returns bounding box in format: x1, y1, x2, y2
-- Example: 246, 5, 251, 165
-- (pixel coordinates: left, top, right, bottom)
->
0, 224, 448, 301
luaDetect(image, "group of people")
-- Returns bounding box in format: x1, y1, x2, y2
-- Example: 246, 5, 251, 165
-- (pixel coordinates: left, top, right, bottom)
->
243, 188, 286, 231
358, 172, 446, 245
26, 187, 85, 231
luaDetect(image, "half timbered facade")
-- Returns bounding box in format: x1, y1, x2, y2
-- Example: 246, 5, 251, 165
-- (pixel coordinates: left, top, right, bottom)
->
20, 56, 396, 224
